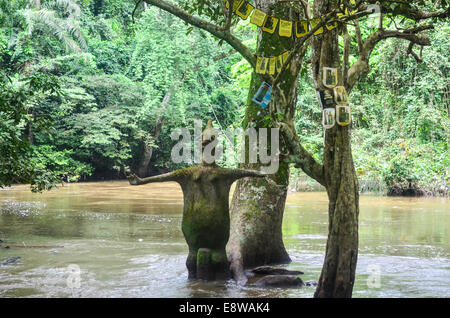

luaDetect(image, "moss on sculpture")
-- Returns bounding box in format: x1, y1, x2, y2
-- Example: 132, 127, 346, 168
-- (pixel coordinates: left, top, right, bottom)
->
128, 121, 265, 280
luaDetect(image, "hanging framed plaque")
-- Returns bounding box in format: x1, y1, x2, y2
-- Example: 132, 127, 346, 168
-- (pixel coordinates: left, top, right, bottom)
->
310, 18, 324, 35
317, 89, 336, 109
252, 81, 272, 108
323, 67, 338, 88
225, 0, 244, 12
333, 86, 349, 105
282, 51, 290, 68
279, 19, 292, 37
326, 21, 338, 30
268, 57, 276, 75
276, 55, 283, 73
325, 12, 338, 30
256, 56, 268, 74
322, 108, 336, 129
336, 105, 351, 126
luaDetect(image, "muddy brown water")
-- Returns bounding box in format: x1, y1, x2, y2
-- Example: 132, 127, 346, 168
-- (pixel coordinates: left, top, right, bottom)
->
0, 181, 448, 298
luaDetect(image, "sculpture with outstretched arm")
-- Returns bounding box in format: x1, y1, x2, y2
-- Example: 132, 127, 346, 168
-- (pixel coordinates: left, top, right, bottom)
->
128, 121, 265, 280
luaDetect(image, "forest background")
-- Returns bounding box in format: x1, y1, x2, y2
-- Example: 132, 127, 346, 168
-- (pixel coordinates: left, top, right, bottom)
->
0, 0, 448, 196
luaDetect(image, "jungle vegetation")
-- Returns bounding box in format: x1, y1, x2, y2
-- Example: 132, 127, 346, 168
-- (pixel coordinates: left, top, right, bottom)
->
0, 0, 447, 195
1, 0, 447, 195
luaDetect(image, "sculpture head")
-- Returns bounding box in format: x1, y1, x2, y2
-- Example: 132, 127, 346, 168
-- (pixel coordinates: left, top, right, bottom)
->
201, 120, 218, 166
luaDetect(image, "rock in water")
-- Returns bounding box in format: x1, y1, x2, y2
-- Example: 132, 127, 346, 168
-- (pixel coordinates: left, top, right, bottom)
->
2, 256, 21, 266
255, 275, 304, 288
244, 270, 256, 278
251, 265, 304, 276
305, 280, 318, 287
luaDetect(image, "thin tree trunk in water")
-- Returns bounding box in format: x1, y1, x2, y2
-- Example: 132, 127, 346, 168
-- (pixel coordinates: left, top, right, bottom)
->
27, 109, 35, 144
311, 0, 359, 298
316, 126, 359, 297
137, 88, 171, 177
228, 0, 302, 280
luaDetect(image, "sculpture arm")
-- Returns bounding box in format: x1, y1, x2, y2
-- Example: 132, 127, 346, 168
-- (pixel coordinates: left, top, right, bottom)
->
127, 172, 180, 185
227, 169, 266, 181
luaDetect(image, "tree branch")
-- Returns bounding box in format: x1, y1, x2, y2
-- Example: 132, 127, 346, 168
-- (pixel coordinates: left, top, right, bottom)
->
128, 172, 179, 185
376, 1, 450, 21
407, 42, 422, 63
342, 23, 350, 85
213, 50, 237, 61
227, 169, 266, 180
346, 25, 433, 91
221, 0, 234, 31
354, 19, 363, 55
143, 0, 256, 67
278, 123, 325, 186
132, 0, 144, 23
273, 11, 337, 86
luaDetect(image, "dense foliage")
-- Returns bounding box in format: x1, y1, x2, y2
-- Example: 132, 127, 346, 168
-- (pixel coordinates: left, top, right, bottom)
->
0, 0, 448, 195
1, 0, 243, 185
0, 72, 61, 191
291, 19, 449, 196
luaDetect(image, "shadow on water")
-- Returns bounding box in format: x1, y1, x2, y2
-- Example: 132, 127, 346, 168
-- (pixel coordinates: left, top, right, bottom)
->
0, 182, 449, 297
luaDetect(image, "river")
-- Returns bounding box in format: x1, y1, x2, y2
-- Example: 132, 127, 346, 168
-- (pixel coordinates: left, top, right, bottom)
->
0, 181, 448, 298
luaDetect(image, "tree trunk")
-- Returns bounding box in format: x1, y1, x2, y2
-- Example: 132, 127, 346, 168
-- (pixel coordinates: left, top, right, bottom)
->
227, 0, 301, 280
137, 143, 154, 177
27, 109, 35, 144
137, 88, 171, 177
311, 0, 360, 298
314, 125, 359, 298
228, 167, 291, 280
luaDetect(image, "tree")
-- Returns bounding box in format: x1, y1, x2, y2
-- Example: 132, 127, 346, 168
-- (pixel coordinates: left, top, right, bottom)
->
0, 0, 89, 189
126, 6, 244, 177
348, 20, 449, 196
21, 0, 87, 54
311, 0, 448, 298
11, 2, 244, 182
0, 0, 87, 75
135, 0, 449, 297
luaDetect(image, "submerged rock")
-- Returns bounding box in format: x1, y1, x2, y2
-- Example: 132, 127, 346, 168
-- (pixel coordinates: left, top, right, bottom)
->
2, 256, 21, 266
250, 265, 304, 276
244, 270, 256, 278
255, 275, 304, 288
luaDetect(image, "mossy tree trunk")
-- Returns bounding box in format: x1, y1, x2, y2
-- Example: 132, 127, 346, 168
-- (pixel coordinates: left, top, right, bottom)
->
227, 0, 303, 280
311, 0, 359, 298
